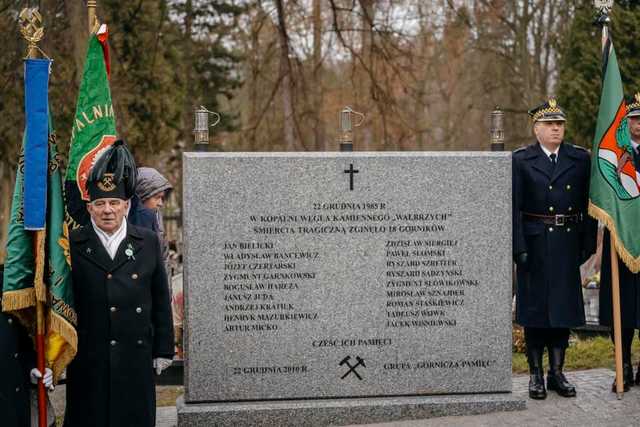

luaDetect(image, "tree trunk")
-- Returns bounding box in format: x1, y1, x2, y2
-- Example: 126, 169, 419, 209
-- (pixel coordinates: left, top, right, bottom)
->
519, 0, 531, 104
312, 0, 324, 151
246, 3, 265, 151
183, 0, 194, 149
358, 0, 375, 151
414, 4, 430, 151
275, 0, 296, 151
38, 0, 58, 55
64, 0, 88, 86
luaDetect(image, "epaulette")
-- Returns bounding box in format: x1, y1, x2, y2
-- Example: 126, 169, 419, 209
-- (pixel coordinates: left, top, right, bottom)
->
571, 144, 588, 152
513, 146, 527, 154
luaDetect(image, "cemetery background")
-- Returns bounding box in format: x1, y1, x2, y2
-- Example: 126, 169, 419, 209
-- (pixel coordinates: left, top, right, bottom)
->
0, 1, 620, 357
3, 1, 640, 425
3, 1, 640, 259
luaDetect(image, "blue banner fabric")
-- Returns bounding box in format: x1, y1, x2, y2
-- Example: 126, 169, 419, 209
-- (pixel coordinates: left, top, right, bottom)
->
23, 58, 51, 230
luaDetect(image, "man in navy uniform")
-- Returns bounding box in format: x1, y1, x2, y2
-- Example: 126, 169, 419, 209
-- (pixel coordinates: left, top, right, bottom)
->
599, 93, 640, 392
513, 99, 596, 399
64, 141, 173, 427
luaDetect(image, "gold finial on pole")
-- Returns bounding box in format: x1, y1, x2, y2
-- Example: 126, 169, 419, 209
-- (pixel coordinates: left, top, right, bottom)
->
594, 1, 614, 26
19, 8, 44, 59
88, 0, 99, 34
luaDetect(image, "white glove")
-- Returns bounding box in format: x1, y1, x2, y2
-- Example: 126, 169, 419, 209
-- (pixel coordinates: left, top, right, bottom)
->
30, 368, 54, 391
153, 357, 172, 375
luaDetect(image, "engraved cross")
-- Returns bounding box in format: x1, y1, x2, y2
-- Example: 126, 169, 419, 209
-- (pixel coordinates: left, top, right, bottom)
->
344, 163, 359, 191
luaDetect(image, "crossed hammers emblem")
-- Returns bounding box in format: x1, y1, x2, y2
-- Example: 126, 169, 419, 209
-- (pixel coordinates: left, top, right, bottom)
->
339, 355, 366, 380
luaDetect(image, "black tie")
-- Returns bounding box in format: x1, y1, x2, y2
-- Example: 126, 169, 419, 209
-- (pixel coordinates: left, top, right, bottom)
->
550, 153, 557, 173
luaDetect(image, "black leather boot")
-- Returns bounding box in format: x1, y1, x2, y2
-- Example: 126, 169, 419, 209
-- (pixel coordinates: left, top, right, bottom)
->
611, 341, 633, 392
626, 362, 634, 387
611, 363, 633, 392
527, 346, 546, 399
547, 346, 576, 397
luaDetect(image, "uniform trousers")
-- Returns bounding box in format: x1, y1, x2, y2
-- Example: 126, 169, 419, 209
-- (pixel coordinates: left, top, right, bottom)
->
525, 327, 570, 349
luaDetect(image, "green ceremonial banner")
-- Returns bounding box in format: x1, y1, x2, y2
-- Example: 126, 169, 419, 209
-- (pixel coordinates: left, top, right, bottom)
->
2, 121, 78, 381
3, 134, 35, 308
65, 30, 117, 228
589, 29, 640, 272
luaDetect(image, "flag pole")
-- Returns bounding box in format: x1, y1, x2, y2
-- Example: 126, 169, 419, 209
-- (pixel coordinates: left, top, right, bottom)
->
35, 237, 47, 427
88, 1, 97, 34
594, 0, 625, 399
19, 8, 49, 426
610, 235, 624, 398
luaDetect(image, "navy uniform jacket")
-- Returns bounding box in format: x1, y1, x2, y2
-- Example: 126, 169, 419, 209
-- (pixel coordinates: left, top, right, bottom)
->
513, 142, 596, 328
64, 223, 173, 427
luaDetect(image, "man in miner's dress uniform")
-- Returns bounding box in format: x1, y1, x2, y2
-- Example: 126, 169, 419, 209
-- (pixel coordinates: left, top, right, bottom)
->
513, 99, 596, 400
64, 141, 173, 427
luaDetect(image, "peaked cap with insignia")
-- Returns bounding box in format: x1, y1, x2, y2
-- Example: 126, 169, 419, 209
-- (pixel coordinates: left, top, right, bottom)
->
626, 93, 640, 118
87, 139, 137, 201
528, 98, 566, 123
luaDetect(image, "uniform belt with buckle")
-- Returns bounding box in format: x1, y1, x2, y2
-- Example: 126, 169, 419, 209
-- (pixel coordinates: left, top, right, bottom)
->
522, 212, 582, 226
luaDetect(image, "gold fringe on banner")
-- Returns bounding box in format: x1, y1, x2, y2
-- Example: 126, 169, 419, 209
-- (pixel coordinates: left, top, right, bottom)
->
1, 288, 37, 344
47, 311, 78, 382
589, 201, 640, 273
1, 287, 36, 311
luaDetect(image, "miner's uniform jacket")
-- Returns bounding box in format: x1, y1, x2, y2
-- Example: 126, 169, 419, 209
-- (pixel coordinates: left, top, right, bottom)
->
0, 306, 34, 427
64, 223, 173, 427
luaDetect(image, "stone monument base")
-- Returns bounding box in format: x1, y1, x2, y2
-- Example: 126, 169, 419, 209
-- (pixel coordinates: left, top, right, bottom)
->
176, 393, 526, 426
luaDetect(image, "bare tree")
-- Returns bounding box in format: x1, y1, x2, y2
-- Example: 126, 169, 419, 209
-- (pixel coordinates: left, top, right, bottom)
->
275, 0, 296, 150
64, 0, 88, 85
182, 0, 194, 149
312, 0, 324, 151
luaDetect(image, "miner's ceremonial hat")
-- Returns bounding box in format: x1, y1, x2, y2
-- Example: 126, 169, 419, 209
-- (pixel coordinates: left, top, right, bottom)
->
87, 139, 137, 201
626, 93, 640, 118
528, 99, 566, 123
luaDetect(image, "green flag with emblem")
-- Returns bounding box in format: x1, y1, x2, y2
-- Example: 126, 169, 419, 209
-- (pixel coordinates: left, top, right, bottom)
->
588, 26, 640, 271
65, 28, 117, 228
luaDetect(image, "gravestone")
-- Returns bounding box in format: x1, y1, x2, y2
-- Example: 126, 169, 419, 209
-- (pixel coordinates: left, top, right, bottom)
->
177, 152, 525, 426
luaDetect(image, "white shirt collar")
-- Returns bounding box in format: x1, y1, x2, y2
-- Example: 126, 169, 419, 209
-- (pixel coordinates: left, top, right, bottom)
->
91, 218, 127, 260
631, 139, 639, 150
539, 143, 560, 161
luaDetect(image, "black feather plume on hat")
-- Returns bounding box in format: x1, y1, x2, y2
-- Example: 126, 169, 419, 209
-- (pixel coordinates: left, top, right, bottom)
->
88, 139, 137, 199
